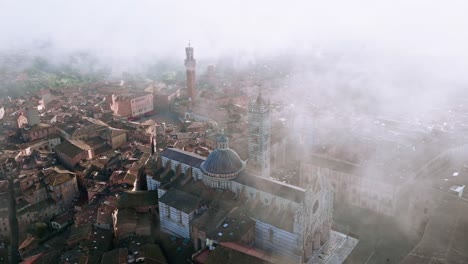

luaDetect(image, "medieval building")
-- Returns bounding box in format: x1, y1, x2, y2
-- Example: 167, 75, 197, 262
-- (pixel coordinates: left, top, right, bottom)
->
185, 43, 197, 101
149, 91, 334, 263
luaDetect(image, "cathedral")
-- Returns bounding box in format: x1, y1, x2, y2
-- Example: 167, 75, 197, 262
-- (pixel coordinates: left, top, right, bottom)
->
148, 90, 334, 263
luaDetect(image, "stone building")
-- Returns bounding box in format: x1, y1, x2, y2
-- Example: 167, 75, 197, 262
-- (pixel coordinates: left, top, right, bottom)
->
156, 148, 204, 183
42, 167, 79, 209
184, 43, 197, 100
20, 123, 56, 142
39, 88, 51, 109
110, 92, 154, 119
247, 89, 270, 178
55, 140, 94, 169
152, 91, 334, 263
56, 120, 127, 151
300, 154, 401, 217
154, 86, 180, 108
111, 191, 158, 239
155, 133, 333, 262
25, 107, 40, 126
158, 188, 201, 238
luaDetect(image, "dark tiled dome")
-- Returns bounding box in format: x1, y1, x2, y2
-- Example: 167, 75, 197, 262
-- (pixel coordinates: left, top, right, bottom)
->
201, 148, 245, 176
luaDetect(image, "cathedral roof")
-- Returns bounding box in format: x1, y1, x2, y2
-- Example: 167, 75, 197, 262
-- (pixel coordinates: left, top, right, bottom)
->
159, 188, 201, 214
160, 148, 205, 168
233, 173, 306, 204
201, 134, 245, 176
201, 148, 245, 176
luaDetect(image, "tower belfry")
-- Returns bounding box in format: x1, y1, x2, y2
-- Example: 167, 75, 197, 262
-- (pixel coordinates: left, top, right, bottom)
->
248, 87, 271, 178
184, 42, 196, 101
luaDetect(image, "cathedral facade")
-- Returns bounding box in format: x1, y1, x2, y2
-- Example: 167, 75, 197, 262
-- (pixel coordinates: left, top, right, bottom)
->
149, 91, 334, 263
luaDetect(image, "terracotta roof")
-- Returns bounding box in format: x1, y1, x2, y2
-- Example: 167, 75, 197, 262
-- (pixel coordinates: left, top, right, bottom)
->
19, 236, 37, 250
110, 128, 126, 138
192, 208, 227, 233
43, 168, 75, 187
100, 248, 128, 264
115, 208, 137, 225
139, 244, 167, 264
20, 253, 45, 264
117, 191, 158, 209
23, 123, 52, 132
55, 140, 90, 158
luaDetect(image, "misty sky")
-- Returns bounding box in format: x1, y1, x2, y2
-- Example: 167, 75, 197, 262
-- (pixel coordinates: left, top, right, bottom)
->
1, 0, 467, 61
1, 0, 468, 116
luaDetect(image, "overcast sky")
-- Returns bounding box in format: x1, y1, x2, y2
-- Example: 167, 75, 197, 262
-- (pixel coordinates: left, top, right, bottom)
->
1, 0, 468, 114
1, 0, 467, 61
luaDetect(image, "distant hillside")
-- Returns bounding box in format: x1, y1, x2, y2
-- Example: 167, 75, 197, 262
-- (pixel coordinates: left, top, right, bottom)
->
0, 51, 110, 98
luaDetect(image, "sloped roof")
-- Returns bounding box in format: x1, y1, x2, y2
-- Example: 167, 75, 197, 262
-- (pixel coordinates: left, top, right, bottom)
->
308, 154, 359, 174
192, 208, 227, 233
205, 243, 271, 264
44, 172, 74, 187
100, 248, 128, 264
117, 191, 158, 209
24, 123, 52, 132
140, 244, 168, 264
19, 236, 37, 250
160, 148, 205, 168
233, 173, 305, 204
55, 140, 90, 158
159, 188, 201, 214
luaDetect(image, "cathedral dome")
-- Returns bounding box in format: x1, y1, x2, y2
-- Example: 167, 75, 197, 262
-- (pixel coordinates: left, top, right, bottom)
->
200, 135, 245, 177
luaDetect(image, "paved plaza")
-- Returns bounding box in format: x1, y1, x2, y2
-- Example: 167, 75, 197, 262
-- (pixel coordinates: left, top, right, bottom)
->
307, 230, 358, 264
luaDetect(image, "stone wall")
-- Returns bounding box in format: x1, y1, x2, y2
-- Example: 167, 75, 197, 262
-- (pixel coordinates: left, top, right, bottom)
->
254, 220, 302, 262
159, 202, 192, 238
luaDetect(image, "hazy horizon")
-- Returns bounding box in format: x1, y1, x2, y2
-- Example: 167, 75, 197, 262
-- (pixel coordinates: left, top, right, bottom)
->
1, 1, 467, 60
1, 0, 468, 118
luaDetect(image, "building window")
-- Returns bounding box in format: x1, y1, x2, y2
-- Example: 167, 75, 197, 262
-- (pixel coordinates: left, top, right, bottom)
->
313, 200, 319, 214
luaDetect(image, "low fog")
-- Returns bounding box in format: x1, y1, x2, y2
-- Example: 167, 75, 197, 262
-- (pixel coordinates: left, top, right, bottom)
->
1, 1, 468, 263
2, 0, 468, 113
2, 0, 468, 61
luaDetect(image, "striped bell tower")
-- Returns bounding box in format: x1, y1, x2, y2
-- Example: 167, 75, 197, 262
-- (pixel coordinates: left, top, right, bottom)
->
248, 88, 271, 178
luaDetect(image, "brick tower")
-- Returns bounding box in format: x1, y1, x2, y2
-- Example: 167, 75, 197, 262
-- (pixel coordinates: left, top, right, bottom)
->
184, 43, 196, 100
